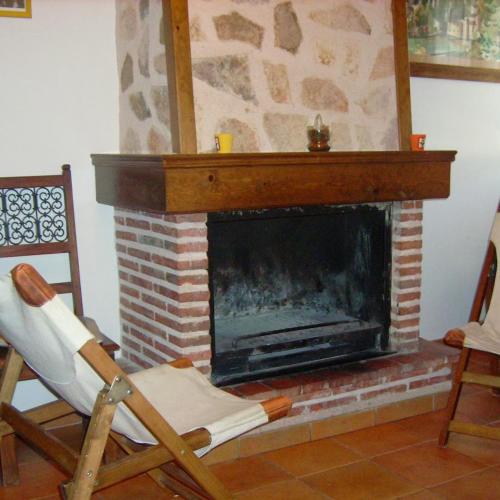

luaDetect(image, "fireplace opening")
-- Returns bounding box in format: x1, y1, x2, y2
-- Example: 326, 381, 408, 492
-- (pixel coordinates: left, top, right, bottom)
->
208, 204, 393, 385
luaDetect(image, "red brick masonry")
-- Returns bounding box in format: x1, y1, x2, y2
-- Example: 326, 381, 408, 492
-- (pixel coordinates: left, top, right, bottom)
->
223, 339, 457, 430
112, 201, 453, 427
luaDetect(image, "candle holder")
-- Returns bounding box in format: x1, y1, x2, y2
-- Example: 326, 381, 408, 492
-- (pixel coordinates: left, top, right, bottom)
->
307, 114, 330, 152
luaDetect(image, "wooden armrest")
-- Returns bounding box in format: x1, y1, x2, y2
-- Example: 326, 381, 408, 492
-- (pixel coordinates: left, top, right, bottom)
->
261, 396, 292, 422
168, 358, 194, 369
443, 328, 465, 348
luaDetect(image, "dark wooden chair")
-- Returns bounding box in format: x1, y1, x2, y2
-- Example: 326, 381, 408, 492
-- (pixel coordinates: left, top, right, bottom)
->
439, 202, 500, 446
0, 166, 118, 485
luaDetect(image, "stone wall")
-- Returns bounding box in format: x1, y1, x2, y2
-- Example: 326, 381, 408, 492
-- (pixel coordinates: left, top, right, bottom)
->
116, 0, 399, 155
116, 0, 171, 154
188, 0, 398, 153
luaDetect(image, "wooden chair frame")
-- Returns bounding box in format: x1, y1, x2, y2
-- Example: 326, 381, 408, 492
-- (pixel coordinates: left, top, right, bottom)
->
0, 167, 118, 485
0, 165, 83, 315
0, 265, 291, 498
0, 337, 289, 499
439, 204, 500, 446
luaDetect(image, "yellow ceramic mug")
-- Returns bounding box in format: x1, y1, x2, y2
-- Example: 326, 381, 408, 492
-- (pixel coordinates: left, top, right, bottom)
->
215, 133, 233, 153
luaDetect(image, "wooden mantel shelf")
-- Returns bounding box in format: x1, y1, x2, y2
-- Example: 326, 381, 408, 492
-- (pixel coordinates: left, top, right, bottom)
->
91, 151, 456, 214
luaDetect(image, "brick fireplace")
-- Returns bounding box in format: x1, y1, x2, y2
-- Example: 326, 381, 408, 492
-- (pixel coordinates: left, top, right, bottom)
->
97, 1, 458, 448
111, 197, 455, 430
92, 146, 457, 438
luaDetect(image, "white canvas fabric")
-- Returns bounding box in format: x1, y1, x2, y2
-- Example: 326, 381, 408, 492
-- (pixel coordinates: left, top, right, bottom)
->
0, 271, 268, 455
463, 213, 500, 356
0, 274, 92, 383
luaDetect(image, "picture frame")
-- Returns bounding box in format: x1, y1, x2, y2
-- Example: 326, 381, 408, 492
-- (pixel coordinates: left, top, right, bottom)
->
0, 0, 31, 18
406, 0, 500, 83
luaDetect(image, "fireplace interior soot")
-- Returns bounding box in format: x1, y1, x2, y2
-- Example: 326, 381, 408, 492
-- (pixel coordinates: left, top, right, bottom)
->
208, 204, 393, 385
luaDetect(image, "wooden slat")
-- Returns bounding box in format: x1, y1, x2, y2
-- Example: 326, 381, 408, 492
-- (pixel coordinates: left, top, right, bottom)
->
0, 348, 25, 486
157, 462, 209, 500
449, 420, 500, 441
0, 400, 75, 437
61, 164, 84, 318
410, 61, 500, 84
469, 242, 496, 322
162, 0, 197, 154
94, 429, 210, 492
0, 434, 19, 486
0, 348, 24, 404
391, 0, 412, 150
52, 282, 74, 295
438, 347, 471, 447
1, 403, 79, 475
66, 390, 117, 499
462, 371, 500, 389
0, 241, 70, 258
0, 175, 64, 189
92, 151, 456, 214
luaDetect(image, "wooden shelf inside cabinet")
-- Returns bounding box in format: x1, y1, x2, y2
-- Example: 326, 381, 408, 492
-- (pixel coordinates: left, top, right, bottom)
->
92, 150, 456, 214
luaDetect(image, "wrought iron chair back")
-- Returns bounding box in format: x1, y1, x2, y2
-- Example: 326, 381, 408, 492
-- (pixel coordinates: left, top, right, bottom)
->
0, 165, 83, 316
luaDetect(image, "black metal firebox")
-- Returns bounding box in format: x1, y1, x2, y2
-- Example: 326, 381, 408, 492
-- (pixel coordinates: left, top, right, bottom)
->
208, 204, 393, 385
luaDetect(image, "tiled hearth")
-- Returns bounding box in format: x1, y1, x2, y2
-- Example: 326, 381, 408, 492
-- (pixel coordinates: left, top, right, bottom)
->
227, 340, 456, 425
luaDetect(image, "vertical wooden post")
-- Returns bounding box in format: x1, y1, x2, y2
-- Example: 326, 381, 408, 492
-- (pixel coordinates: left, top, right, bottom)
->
392, 0, 412, 151
0, 347, 24, 486
64, 390, 117, 499
162, 0, 198, 154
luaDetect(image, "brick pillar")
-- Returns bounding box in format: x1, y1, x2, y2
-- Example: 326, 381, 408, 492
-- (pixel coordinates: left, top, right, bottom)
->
390, 201, 423, 353
114, 209, 212, 373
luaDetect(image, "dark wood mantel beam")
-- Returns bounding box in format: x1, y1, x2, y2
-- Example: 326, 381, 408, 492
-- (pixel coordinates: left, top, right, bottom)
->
92, 151, 456, 214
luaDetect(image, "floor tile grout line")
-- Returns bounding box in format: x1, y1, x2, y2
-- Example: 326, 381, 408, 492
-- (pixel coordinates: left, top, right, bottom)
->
422, 462, 496, 491
329, 431, 436, 460
231, 477, 333, 499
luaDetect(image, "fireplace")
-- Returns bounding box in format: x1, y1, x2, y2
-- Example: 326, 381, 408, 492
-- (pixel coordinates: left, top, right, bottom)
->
93, 150, 455, 377
208, 204, 393, 384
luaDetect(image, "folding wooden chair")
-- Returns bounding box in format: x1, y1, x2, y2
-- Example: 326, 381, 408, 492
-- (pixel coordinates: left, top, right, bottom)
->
0, 264, 292, 499
0, 166, 118, 485
439, 203, 500, 446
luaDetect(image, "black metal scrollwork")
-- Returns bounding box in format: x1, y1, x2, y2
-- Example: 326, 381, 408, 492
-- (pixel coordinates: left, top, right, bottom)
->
0, 185, 68, 246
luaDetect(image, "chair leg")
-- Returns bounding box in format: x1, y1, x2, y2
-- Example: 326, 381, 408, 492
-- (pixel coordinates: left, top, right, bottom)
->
63, 390, 117, 500
0, 434, 19, 486
439, 347, 471, 446
491, 355, 500, 396
109, 432, 206, 499
0, 347, 24, 486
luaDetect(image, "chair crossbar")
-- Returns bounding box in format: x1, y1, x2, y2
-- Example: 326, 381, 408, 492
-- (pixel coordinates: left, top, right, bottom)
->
0, 400, 74, 437
0, 175, 67, 189
97, 430, 210, 496
461, 370, 500, 388
449, 420, 500, 441
1, 403, 79, 475
78, 339, 232, 499
0, 242, 71, 258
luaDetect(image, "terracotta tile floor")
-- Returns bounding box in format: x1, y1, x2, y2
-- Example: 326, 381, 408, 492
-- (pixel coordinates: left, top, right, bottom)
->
2, 386, 499, 499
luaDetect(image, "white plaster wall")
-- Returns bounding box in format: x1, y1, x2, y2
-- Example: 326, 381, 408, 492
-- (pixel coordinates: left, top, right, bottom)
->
0, 0, 119, 409
411, 77, 500, 340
